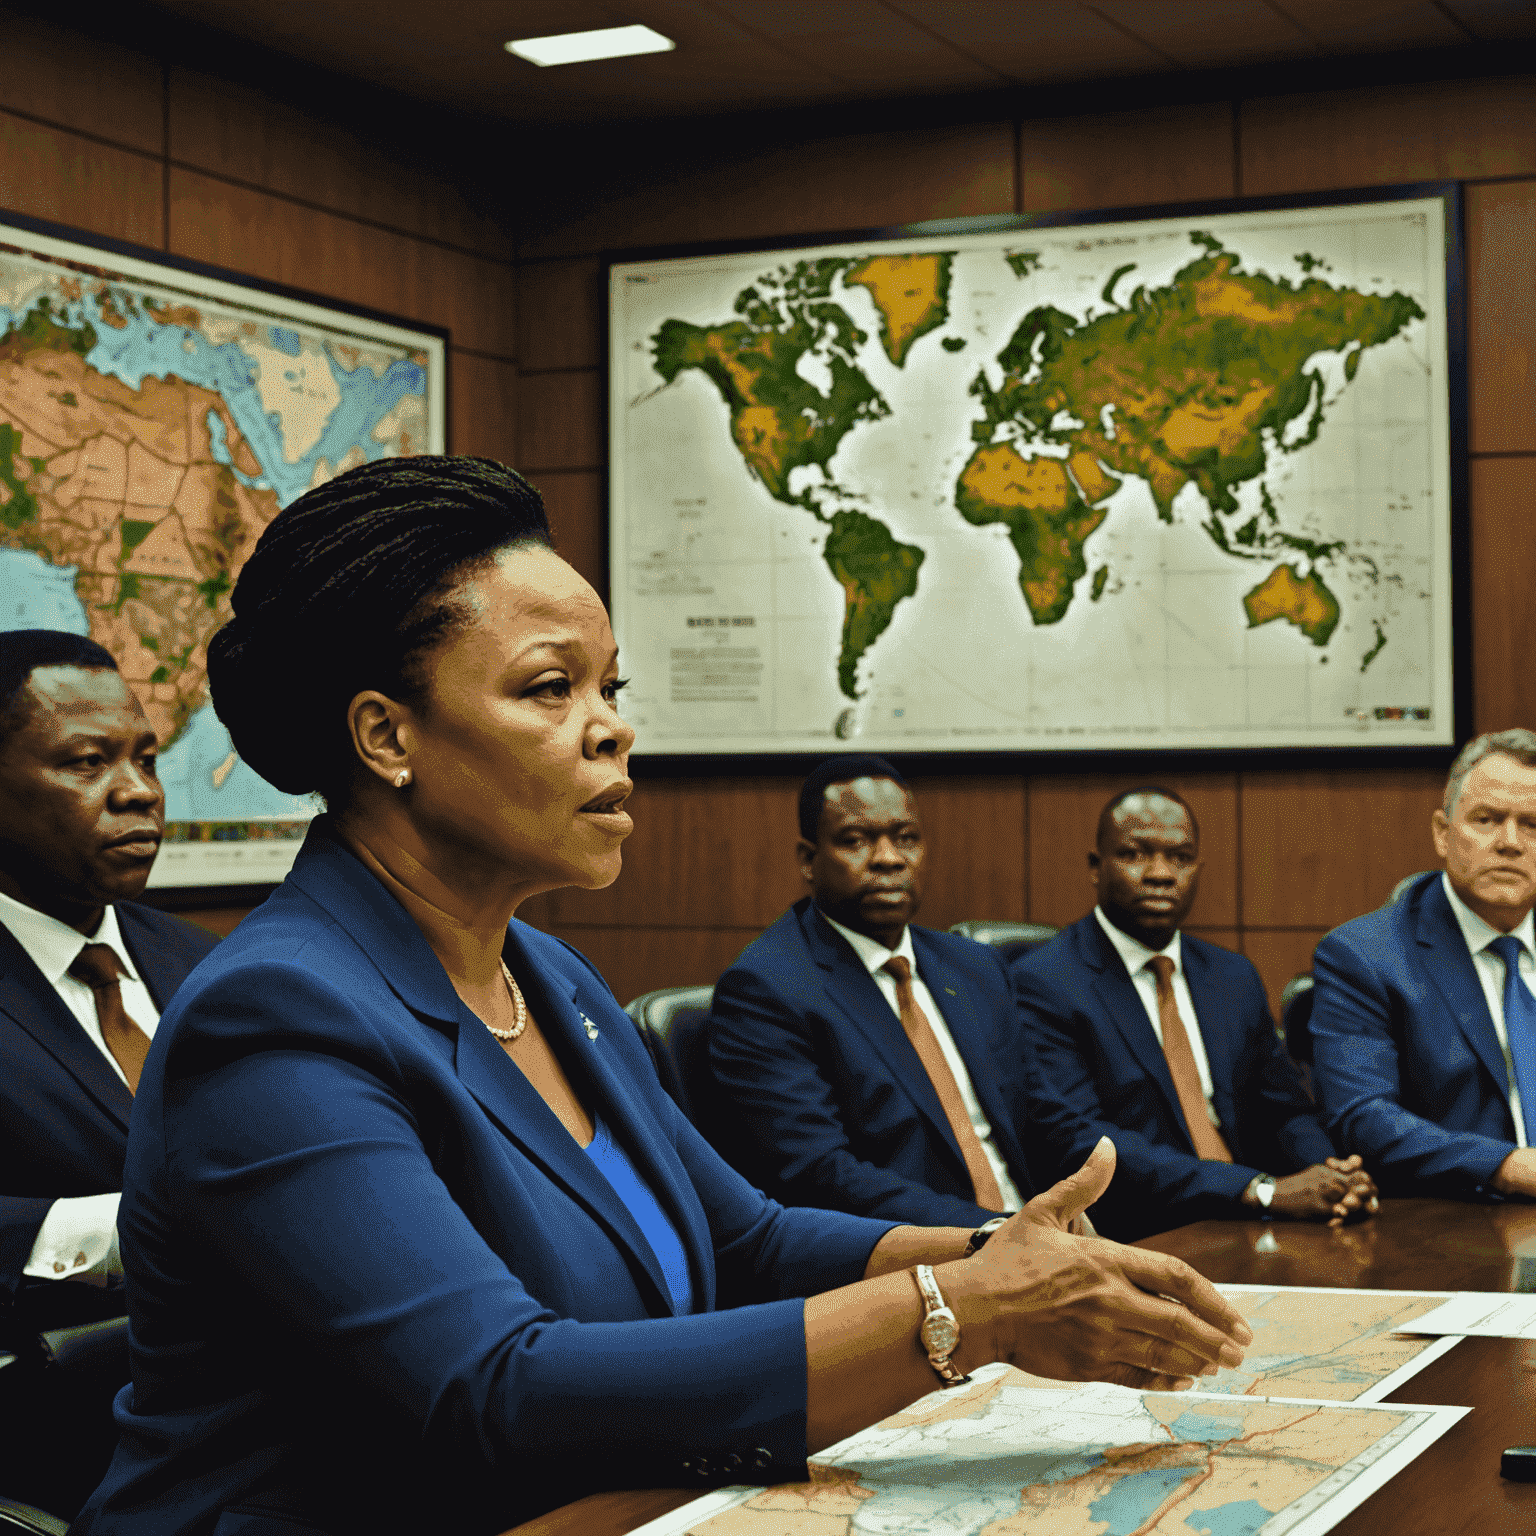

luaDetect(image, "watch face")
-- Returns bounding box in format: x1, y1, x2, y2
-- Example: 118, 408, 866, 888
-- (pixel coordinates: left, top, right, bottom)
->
921, 1313, 960, 1356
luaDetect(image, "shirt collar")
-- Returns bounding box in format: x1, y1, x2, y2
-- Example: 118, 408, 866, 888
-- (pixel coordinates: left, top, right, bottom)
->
1094, 904, 1182, 977
1442, 872, 1536, 959
0, 890, 139, 989
818, 908, 917, 979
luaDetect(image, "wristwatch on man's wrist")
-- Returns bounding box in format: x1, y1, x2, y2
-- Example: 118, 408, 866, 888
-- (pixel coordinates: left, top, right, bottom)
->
912, 1265, 971, 1388
1244, 1174, 1276, 1210
963, 1216, 1008, 1257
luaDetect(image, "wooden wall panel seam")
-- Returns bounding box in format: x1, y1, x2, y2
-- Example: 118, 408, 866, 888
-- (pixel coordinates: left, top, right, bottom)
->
0, 102, 163, 167
165, 159, 518, 267
452, 344, 519, 366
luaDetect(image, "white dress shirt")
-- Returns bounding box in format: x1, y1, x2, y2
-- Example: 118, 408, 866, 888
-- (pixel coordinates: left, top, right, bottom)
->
1442, 873, 1536, 1148
0, 889, 160, 1283
1093, 906, 1222, 1130
820, 913, 1026, 1211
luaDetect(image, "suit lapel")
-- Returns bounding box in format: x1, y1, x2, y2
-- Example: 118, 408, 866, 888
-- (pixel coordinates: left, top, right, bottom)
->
451, 955, 676, 1317
118, 905, 206, 1012
1417, 879, 1511, 1095
801, 905, 966, 1173
284, 825, 690, 1316
1079, 918, 1191, 1143
0, 921, 132, 1133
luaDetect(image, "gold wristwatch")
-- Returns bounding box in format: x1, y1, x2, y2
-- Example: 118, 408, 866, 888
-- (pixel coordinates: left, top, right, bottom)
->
912, 1264, 971, 1388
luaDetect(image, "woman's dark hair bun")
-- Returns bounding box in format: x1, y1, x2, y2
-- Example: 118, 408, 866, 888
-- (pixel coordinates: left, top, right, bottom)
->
207, 455, 552, 800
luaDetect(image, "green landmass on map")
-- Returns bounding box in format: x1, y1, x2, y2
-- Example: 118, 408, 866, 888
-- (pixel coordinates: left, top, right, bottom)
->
959, 231, 1423, 637
653, 251, 954, 698
823, 511, 924, 697
1243, 562, 1341, 645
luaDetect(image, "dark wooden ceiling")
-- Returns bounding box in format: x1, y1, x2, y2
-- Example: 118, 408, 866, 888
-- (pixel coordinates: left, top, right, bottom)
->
144, 1, 1535, 123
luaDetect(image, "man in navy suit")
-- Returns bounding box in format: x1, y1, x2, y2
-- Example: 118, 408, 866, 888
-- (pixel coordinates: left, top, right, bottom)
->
1311, 730, 1536, 1201
1016, 787, 1375, 1242
707, 755, 1040, 1228
0, 630, 219, 1515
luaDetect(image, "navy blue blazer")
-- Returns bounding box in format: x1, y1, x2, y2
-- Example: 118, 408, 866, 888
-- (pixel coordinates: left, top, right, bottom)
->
1311, 871, 1522, 1198
706, 899, 1040, 1228
75, 827, 890, 1536
0, 902, 216, 1336
1014, 915, 1335, 1241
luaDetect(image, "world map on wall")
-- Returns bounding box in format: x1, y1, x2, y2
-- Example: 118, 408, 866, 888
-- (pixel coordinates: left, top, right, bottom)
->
0, 222, 443, 884
609, 198, 1453, 755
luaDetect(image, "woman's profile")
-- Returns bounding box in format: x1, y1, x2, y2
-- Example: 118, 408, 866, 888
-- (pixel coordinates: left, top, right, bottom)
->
73, 456, 1248, 1536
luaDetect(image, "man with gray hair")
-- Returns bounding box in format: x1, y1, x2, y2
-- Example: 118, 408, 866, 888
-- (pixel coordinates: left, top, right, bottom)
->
1310, 729, 1536, 1199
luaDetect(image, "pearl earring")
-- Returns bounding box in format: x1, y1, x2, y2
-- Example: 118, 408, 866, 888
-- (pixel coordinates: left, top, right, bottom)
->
394, 768, 412, 789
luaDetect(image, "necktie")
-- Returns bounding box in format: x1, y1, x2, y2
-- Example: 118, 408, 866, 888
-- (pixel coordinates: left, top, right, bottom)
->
882, 956, 1006, 1211
68, 943, 151, 1093
1488, 935, 1536, 1143
1146, 954, 1232, 1162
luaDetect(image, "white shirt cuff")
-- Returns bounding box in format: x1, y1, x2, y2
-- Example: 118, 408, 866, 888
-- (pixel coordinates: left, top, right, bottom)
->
23, 1192, 122, 1285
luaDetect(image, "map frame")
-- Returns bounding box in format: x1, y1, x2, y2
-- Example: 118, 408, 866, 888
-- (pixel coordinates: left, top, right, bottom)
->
606, 180, 1468, 773
0, 204, 449, 904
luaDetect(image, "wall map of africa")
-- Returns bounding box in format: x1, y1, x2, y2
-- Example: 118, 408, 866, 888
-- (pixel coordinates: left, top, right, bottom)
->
610, 194, 1454, 756
0, 219, 445, 886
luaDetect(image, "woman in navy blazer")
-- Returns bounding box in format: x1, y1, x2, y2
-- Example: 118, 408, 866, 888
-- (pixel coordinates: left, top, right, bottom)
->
74, 458, 1247, 1536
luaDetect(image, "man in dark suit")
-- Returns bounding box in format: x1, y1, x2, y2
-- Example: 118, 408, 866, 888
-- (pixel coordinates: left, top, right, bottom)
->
1311, 730, 1536, 1201
0, 629, 219, 1515
707, 755, 1039, 1228
1015, 786, 1375, 1242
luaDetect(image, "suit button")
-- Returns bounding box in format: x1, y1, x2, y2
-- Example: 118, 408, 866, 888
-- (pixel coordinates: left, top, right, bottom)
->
723, 1454, 742, 1475
751, 1447, 773, 1471
688, 1457, 714, 1479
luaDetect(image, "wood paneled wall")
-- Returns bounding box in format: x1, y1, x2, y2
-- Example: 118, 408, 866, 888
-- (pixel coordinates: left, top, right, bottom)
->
3, 10, 1531, 1016
513, 76, 1536, 1014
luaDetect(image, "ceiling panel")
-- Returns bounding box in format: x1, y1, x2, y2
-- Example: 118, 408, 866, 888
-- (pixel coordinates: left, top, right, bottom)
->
142, 0, 1522, 123
1093, 0, 1315, 69
1272, 0, 1474, 52
884, 0, 1174, 81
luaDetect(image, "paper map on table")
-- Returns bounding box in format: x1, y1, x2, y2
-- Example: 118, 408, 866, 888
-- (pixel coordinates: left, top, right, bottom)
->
1403, 1291, 1536, 1339
1208, 1286, 1460, 1403
633, 1365, 1466, 1536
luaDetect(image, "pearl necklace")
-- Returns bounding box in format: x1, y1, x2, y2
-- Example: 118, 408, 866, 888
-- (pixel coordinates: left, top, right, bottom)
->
485, 959, 528, 1042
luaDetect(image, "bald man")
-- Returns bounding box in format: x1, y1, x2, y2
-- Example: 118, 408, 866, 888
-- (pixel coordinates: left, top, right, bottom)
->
1014, 786, 1374, 1242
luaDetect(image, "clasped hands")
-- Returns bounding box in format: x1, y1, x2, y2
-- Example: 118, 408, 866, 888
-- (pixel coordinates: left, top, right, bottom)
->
1247, 1155, 1379, 1226
944, 1138, 1252, 1392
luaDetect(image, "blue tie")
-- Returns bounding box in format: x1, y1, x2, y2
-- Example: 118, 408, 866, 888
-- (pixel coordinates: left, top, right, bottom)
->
1488, 935, 1536, 1144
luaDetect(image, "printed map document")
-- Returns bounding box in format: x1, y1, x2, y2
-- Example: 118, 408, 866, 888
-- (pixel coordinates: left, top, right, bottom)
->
631, 1365, 1467, 1536
1405, 1291, 1536, 1338
1210, 1286, 1460, 1403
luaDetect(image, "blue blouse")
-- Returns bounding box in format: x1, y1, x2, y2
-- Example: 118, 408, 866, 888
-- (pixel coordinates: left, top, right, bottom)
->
585, 1114, 696, 1314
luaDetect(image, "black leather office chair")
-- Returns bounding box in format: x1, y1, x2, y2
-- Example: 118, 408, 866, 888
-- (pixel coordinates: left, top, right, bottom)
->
1280, 973, 1316, 1066
0, 1497, 68, 1535
1384, 870, 1435, 907
625, 986, 715, 1129
949, 920, 1060, 967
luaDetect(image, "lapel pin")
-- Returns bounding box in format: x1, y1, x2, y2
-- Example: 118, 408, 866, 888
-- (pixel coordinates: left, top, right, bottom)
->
581, 1013, 600, 1041
944, 986, 957, 996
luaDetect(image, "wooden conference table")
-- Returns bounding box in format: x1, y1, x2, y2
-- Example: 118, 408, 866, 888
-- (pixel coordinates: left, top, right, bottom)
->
503, 1198, 1536, 1536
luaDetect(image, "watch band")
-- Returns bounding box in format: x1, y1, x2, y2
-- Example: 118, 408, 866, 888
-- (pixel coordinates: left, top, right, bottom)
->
963, 1216, 1008, 1257
912, 1264, 971, 1388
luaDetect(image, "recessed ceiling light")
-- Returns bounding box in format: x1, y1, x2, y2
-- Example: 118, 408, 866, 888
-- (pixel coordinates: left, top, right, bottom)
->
505, 24, 675, 68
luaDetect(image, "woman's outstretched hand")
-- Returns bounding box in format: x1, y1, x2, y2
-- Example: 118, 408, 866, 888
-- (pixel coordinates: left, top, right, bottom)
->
962, 1137, 1252, 1392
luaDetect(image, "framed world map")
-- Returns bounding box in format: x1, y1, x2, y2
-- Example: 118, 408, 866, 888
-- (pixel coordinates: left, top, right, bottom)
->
0, 210, 446, 893
608, 184, 1464, 763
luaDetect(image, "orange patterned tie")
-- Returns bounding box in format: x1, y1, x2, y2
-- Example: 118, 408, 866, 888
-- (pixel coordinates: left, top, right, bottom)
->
1146, 955, 1231, 1161
68, 943, 151, 1093
882, 956, 1006, 1210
